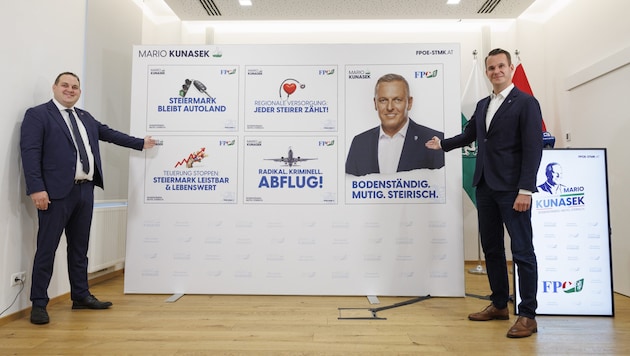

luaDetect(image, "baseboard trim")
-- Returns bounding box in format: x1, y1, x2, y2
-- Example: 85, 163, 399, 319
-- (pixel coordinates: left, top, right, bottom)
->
0, 269, 124, 326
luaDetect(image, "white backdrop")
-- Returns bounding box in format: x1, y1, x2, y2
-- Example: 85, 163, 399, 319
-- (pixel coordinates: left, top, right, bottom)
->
124, 43, 464, 296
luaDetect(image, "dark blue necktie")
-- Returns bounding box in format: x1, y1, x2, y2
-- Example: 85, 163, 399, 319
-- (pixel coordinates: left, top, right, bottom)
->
66, 109, 90, 174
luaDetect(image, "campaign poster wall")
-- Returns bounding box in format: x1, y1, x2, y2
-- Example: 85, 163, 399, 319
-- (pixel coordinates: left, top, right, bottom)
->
515, 149, 614, 316
125, 44, 464, 296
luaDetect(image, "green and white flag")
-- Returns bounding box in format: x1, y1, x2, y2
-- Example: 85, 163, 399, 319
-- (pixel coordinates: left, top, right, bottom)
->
461, 57, 489, 206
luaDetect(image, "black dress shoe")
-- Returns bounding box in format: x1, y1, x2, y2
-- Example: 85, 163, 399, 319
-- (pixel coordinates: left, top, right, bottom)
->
31, 306, 50, 324
72, 295, 113, 309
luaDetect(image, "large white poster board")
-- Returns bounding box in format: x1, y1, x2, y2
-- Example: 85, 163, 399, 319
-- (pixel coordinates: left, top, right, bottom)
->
125, 44, 464, 296
516, 148, 613, 316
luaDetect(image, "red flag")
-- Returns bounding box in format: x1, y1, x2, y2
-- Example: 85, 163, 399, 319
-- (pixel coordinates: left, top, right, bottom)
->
513, 63, 547, 132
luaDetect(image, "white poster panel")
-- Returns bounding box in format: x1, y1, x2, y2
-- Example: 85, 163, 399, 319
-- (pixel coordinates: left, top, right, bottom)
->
345, 64, 446, 204
516, 148, 613, 316
144, 135, 238, 204
146, 64, 239, 131
244, 65, 338, 131
125, 44, 464, 296
243, 136, 337, 204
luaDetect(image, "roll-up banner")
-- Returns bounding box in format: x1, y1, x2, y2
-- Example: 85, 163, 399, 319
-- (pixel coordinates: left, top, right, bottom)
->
516, 148, 614, 316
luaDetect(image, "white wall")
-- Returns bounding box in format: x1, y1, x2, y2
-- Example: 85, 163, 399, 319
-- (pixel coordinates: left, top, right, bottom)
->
2, 0, 629, 318
0, 0, 143, 317
1, 0, 86, 317
84, 0, 143, 201
541, 0, 630, 296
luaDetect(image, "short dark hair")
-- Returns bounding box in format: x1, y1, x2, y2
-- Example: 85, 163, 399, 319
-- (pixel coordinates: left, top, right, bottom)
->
485, 48, 512, 66
54, 72, 80, 85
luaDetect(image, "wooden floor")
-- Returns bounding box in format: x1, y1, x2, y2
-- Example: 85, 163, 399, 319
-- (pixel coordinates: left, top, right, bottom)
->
2, 262, 628, 355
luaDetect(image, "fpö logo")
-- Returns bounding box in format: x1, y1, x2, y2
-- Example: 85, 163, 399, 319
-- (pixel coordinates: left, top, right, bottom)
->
415, 70, 438, 79
318, 140, 335, 146
219, 139, 236, 146
220, 68, 237, 75
542, 278, 585, 294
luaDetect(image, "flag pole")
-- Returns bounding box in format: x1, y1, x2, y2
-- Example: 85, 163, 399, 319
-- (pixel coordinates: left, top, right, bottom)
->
466, 50, 487, 275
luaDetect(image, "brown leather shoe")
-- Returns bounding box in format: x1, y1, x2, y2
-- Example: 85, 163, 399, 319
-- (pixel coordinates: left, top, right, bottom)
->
507, 316, 538, 338
468, 304, 509, 321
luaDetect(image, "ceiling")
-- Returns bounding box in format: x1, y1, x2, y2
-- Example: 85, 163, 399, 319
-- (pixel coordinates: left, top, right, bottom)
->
162, 0, 539, 22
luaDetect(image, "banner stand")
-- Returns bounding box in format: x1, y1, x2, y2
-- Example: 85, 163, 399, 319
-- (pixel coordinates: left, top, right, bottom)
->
165, 293, 184, 303
515, 148, 614, 316
338, 295, 431, 320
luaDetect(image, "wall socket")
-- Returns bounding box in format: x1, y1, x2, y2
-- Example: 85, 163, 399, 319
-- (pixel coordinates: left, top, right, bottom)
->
10, 271, 26, 287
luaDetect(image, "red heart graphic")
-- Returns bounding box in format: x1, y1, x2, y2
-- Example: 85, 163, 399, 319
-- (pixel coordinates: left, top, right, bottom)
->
283, 83, 297, 95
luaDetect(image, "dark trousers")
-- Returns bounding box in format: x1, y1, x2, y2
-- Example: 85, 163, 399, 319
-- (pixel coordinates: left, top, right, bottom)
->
31, 182, 95, 307
476, 181, 538, 319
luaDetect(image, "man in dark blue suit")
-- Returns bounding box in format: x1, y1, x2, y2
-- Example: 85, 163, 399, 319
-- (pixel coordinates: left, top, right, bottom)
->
20, 72, 156, 325
426, 49, 543, 338
345, 73, 444, 176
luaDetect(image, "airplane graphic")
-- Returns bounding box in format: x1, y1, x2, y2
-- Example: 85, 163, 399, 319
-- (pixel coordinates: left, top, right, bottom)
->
264, 146, 317, 167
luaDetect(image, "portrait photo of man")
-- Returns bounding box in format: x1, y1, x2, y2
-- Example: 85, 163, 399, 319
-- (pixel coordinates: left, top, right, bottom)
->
538, 162, 566, 195
345, 73, 445, 176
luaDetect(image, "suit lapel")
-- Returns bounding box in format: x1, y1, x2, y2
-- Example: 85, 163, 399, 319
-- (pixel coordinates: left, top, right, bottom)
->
487, 87, 519, 133
47, 101, 74, 143
73, 108, 99, 154
493, 88, 518, 119
74, 109, 93, 142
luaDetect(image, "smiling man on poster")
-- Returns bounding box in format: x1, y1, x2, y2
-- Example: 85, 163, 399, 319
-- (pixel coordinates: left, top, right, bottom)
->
345, 73, 444, 176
